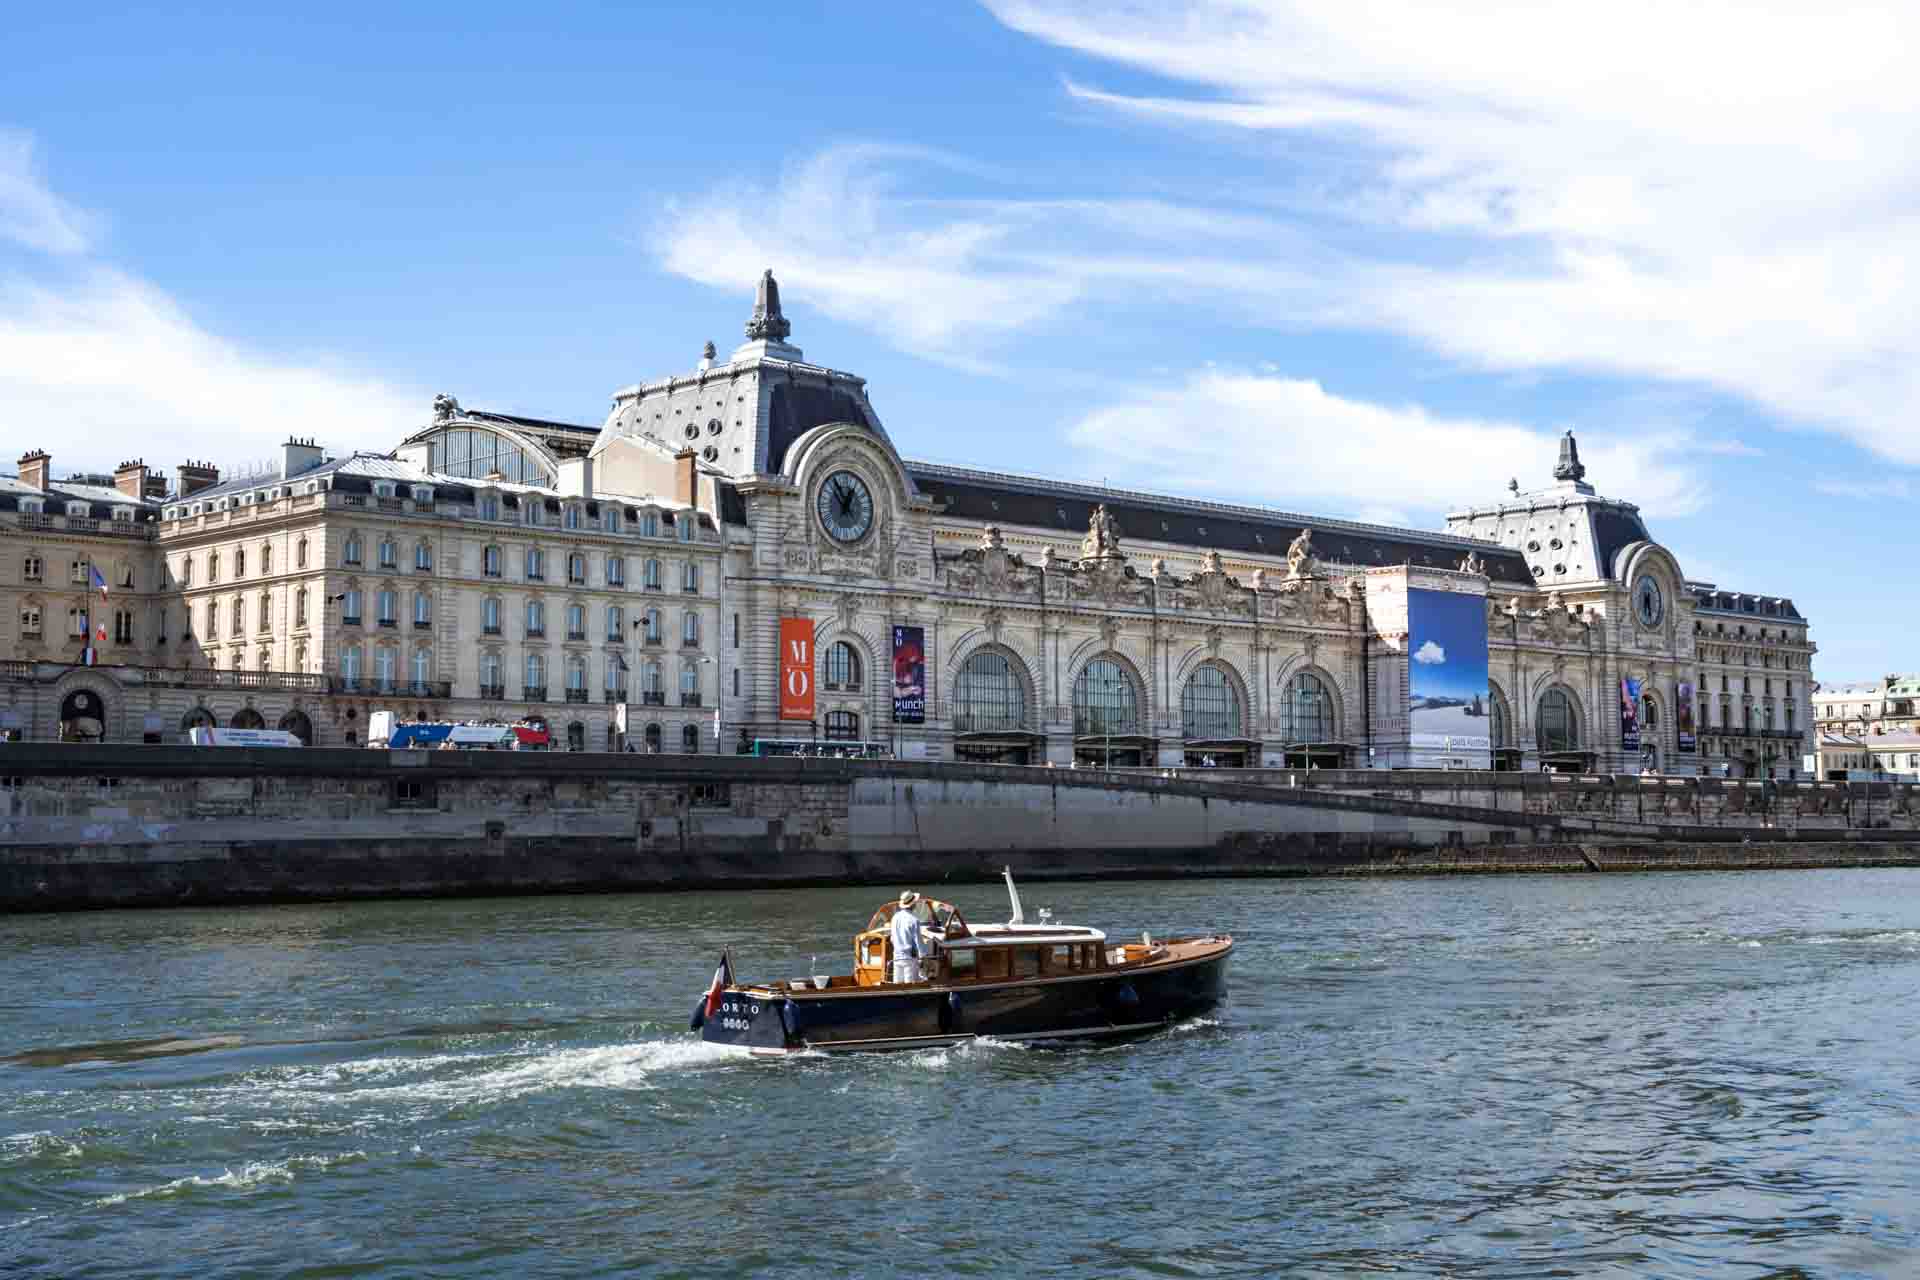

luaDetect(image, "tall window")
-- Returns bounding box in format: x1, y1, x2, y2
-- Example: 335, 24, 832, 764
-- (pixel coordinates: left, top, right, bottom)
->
605, 655, 627, 694
606, 556, 626, 587
295, 589, 307, 627
644, 558, 662, 590
228, 596, 242, 636
567, 602, 586, 638
374, 646, 396, 686
682, 562, 700, 593
825, 642, 862, 692
566, 656, 586, 693
342, 536, 359, 567
525, 549, 544, 581
479, 494, 500, 521
235, 549, 246, 577
415, 542, 432, 571
640, 512, 660, 537
22, 555, 43, 582
1285, 672, 1333, 742
378, 538, 396, 569
606, 606, 624, 640
481, 653, 502, 691
482, 597, 501, 634
643, 608, 661, 644
525, 653, 546, 690
206, 601, 219, 636
524, 501, 542, 527
568, 552, 586, 584
1072, 658, 1138, 737
377, 589, 396, 625
413, 591, 431, 626
824, 710, 859, 741
526, 601, 545, 636
260, 545, 272, 574
209, 550, 221, 580
483, 545, 502, 578
604, 507, 621, 533
1538, 689, 1579, 754
412, 649, 431, 686
564, 505, 581, 530
1490, 686, 1511, 751
340, 644, 362, 681
682, 724, 700, 753
681, 664, 700, 698
258, 593, 272, 632
955, 650, 1026, 734
1182, 663, 1243, 740
682, 613, 700, 647
296, 537, 308, 568
643, 661, 663, 697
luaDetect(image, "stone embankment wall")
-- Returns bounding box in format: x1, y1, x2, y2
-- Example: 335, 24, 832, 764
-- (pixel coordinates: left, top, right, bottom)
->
1131, 767, 1920, 836
2, 747, 1916, 913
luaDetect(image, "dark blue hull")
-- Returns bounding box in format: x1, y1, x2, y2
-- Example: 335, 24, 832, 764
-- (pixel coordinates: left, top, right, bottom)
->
700, 943, 1231, 1053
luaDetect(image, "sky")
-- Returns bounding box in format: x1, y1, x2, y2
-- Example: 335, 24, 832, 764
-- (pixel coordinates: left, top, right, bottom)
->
2, 2, 1914, 681
1409, 588, 1492, 702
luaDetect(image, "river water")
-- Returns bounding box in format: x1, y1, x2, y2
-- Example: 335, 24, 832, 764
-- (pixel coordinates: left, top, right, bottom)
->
5, 870, 1920, 1278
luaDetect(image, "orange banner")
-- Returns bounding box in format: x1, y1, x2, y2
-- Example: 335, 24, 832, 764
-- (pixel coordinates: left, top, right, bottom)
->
778, 617, 814, 721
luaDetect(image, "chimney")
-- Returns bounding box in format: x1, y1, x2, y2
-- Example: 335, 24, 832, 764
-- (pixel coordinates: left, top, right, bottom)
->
17, 450, 50, 491
114, 458, 150, 500
176, 459, 220, 496
675, 449, 698, 510
281, 437, 324, 481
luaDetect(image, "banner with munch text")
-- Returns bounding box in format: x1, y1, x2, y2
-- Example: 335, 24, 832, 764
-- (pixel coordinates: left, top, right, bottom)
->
892, 625, 925, 724
778, 618, 815, 721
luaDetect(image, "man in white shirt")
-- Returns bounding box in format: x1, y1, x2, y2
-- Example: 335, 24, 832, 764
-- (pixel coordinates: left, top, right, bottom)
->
890, 891, 925, 983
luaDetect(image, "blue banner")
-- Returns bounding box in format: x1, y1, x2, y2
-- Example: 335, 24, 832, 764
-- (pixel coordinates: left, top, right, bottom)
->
1407, 588, 1491, 753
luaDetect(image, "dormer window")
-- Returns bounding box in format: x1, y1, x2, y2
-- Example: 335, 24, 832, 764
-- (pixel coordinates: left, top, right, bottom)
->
112, 507, 133, 522
66, 501, 88, 517
478, 493, 500, 521
19, 497, 42, 515
373, 481, 396, 499
563, 505, 581, 530
412, 486, 433, 503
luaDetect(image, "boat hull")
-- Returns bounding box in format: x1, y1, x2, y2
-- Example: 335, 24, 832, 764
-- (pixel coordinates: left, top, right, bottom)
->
700, 942, 1231, 1054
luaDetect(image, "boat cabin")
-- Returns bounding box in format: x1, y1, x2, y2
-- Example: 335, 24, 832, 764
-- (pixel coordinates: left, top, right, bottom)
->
850, 893, 1130, 987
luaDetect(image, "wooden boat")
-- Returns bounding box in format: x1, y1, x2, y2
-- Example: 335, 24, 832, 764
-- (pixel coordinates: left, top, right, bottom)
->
693, 871, 1232, 1054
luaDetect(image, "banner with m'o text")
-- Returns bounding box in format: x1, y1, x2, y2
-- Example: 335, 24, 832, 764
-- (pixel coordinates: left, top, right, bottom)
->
778, 618, 814, 721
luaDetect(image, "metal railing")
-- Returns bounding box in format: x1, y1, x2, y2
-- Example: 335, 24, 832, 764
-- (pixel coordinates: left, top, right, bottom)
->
522, 686, 548, 702
478, 684, 506, 700
564, 689, 589, 704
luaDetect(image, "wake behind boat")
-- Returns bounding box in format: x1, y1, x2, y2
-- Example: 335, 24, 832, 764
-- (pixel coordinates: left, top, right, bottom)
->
692, 871, 1232, 1054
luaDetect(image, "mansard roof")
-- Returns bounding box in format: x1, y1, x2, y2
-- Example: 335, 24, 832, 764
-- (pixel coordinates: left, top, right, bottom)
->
1687, 584, 1804, 622
0, 473, 161, 521
905, 462, 1536, 586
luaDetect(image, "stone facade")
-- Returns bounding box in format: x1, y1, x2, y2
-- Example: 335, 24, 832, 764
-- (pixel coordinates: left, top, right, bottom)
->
0, 275, 1818, 776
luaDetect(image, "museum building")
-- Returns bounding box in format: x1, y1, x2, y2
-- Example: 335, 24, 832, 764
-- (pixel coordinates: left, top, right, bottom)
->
0, 272, 1816, 776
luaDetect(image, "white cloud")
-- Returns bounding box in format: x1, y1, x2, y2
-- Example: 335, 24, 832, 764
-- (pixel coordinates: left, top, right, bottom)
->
1064, 367, 1708, 519
0, 131, 93, 254
0, 133, 419, 475
986, 1, 1920, 465
1414, 640, 1445, 665
1812, 477, 1913, 501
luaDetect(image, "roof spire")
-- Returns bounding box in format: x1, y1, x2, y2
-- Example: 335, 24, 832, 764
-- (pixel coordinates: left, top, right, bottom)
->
745, 268, 791, 342
1553, 429, 1587, 483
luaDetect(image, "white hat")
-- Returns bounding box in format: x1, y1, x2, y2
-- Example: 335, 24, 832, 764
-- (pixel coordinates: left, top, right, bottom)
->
899, 891, 919, 907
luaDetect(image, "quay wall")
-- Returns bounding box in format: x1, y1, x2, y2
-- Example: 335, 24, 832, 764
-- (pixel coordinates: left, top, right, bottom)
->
3, 746, 1917, 913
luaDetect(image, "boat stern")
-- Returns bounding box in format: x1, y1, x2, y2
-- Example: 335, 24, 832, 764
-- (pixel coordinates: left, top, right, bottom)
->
698, 988, 798, 1052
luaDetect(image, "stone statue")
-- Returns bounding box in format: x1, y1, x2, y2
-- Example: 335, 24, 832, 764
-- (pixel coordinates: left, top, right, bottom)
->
1080, 504, 1121, 560
745, 268, 792, 342
1286, 527, 1316, 579
980, 524, 1004, 550
1459, 549, 1486, 576
1250, 568, 1268, 592
432, 393, 460, 424
1202, 550, 1225, 576
1151, 557, 1168, 579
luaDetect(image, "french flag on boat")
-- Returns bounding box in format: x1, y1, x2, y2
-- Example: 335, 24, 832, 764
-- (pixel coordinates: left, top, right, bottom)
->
689, 951, 732, 1030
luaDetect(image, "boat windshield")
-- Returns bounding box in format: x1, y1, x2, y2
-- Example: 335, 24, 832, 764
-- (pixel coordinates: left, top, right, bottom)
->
863, 897, 967, 938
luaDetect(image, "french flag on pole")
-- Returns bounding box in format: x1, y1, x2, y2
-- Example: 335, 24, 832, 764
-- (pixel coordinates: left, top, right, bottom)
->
88, 564, 109, 599
689, 951, 733, 1031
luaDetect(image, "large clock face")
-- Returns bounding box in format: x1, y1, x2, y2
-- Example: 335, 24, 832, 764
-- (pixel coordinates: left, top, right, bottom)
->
1633, 574, 1664, 627
816, 470, 875, 544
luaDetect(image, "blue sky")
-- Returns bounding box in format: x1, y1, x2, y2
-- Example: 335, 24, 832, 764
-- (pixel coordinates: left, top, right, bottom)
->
1409, 589, 1491, 703
3, 2, 1913, 680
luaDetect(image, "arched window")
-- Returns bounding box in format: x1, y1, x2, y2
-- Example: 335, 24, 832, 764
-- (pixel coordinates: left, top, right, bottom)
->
208, 550, 221, 580
234, 548, 246, 577
258, 592, 272, 632
1490, 685, 1512, 751
294, 589, 308, 627
1182, 663, 1244, 740
644, 722, 662, 752
411, 648, 431, 686
567, 720, 586, 750
824, 710, 860, 741
182, 707, 217, 731
1538, 689, 1579, 754
261, 544, 272, 574
1072, 658, 1138, 737
295, 537, 307, 569
1284, 671, 1333, 742
682, 724, 700, 753
430, 426, 553, 486
231, 707, 265, 730
340, 643, 363, 682
955, 649, 1026, 734
825, 642, 863, 692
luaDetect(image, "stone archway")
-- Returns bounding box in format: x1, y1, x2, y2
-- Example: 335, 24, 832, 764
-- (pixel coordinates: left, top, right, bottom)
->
231, 706, 266, 730
58, 688, 106, 742
277, 710, 314, 745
